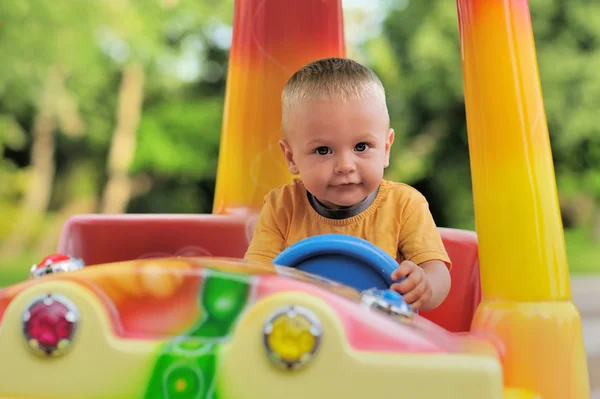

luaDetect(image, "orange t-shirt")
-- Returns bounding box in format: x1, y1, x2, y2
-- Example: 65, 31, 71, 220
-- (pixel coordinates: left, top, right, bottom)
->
245, 178, 451, 269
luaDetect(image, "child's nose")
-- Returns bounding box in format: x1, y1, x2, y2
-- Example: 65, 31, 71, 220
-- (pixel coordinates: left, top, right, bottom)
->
334, 154, 356, 174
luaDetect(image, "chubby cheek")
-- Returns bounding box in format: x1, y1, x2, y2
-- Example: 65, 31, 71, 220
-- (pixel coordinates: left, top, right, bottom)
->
299, 161, 331, 193
304, 174, 331, 195
360, 160, 385, 189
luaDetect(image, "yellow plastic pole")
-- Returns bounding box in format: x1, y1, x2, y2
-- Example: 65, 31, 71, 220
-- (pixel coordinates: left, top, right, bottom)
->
457, 0, 590, 397
213, 0, 346, 215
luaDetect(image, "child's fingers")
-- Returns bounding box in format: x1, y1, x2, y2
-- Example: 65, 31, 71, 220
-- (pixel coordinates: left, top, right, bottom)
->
391, 260, 415, 280
410, 298, 424, 311
402, 281, 425, 304
390, 273, 417, 295
397, 266, 423, 292
390, 282, 403, 294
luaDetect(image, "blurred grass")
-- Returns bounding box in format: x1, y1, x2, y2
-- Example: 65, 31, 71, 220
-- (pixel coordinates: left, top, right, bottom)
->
564, 228, 600, 274
0, 227, 597, 288
0, 253, 37, 287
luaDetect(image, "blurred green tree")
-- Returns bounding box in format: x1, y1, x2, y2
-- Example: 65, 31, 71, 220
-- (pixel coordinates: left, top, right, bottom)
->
0, 0, 233, 257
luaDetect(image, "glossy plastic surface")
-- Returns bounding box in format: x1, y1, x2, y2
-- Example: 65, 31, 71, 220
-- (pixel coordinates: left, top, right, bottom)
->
458, 0, 569, 303
57, 214, 253, 265
0, 258, 504, 399
272, 234, 405, 291
502, 388, 541, 399
213, 0, 345, 214
458, 0, 589, 397
473, 300, 589, 399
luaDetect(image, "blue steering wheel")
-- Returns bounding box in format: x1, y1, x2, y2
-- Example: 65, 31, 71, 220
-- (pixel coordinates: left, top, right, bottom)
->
272, 234, 407, 292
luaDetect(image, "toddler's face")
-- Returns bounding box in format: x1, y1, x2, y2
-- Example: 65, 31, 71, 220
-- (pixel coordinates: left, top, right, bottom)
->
280, 97, 394, 208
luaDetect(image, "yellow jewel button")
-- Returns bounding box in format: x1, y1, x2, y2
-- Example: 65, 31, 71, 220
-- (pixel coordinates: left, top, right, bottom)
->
263, 305, 322, 369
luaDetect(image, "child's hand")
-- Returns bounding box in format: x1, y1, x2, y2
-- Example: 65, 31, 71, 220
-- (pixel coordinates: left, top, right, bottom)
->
390, 260, 432, 311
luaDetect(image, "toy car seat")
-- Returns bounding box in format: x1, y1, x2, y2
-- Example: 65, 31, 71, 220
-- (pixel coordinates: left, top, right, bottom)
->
58, 215, 481, 332
57, 214, 252, 265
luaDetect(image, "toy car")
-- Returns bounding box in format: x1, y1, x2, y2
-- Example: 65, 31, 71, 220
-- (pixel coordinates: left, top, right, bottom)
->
0, 232, 506, 399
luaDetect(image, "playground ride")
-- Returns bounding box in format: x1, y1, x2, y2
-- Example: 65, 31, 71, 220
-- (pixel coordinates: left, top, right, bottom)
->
0, 0, 591, 398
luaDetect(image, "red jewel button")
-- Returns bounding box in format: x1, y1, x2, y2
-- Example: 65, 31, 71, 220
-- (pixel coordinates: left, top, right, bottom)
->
30, 254, 85, 279
35, 254, 72, 270
22, 294, 79, 356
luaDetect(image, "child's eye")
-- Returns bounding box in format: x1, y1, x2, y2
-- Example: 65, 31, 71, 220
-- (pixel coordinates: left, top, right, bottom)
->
314, 146, 331, 155
355, 142, 370, 152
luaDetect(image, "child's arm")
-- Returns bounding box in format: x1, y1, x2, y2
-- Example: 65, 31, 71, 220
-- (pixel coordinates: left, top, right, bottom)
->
393, 193, 453, 311
420, 260, 451, 310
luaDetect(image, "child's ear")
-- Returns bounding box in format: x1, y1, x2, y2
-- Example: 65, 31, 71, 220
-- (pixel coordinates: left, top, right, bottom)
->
279, 139, 299, 174
384, 128, 395, 168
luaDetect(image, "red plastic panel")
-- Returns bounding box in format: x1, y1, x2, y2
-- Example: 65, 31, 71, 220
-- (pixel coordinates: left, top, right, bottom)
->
57, 214, 254, 265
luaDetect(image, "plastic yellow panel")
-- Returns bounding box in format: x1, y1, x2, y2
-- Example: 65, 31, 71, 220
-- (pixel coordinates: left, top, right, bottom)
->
503, 387, 541, 399
0, 280, 158, 399
458, 0, 570, 302
218, 291, 504, 399
473, 300, 590, 399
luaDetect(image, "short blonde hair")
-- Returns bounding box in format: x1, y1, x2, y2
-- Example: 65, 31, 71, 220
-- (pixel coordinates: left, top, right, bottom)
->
281, 57, 388, 132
